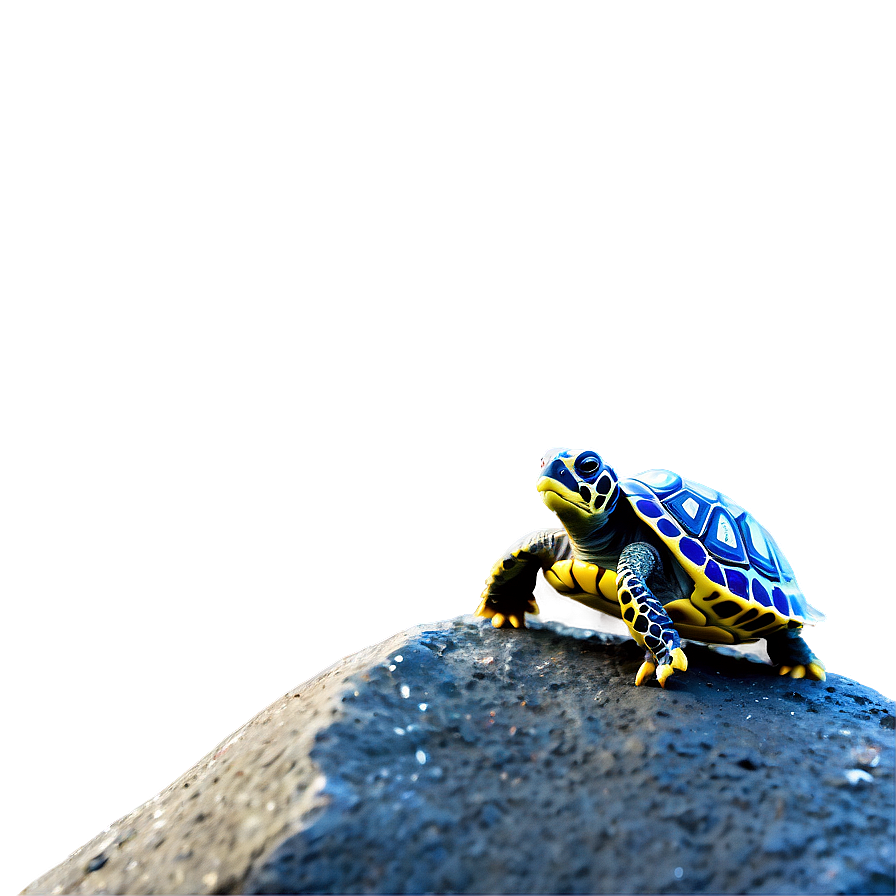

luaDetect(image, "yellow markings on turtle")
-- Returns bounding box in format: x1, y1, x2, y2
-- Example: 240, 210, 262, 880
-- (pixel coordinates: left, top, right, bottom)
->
687, 579, 722, 608
731, 613, 786, 638
663, 599, 707, 627
545, 559, 576, 592
778, 658, 824, 681
806, 662, 827, 682
680, 580, 782, 642
655, 663, 675, 687
654, 649, 688, 688
545, 560, 616, 597
580, 561, 616, 600
780, 663, 825, 682
676, 623, 735, 644
656, 664, 674, 686
544, 561, 620, 617
568, 590, 623, 618
492, 612, 520, 628
635, 660, 656, 686
568, 560, 599, 593
596, 567, 618, 602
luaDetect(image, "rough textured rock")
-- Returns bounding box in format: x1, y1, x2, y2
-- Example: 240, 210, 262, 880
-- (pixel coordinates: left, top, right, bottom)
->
25, 617, 895, 895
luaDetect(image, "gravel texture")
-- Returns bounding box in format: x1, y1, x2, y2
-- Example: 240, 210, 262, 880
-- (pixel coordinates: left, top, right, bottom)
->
24, 617, 895, 895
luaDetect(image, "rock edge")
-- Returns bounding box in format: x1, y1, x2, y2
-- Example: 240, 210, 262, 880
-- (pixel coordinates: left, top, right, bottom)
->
24, 618, 895, 895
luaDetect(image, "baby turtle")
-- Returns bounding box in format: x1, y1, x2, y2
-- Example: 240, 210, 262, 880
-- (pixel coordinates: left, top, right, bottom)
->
475, 448, 826, 687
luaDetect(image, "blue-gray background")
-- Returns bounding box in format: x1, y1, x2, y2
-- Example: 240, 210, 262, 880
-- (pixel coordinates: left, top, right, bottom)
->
2, 4, 892, 893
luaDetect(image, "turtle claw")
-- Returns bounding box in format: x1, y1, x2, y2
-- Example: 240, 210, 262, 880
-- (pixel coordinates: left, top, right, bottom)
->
779, 661, 826, 682
806, 661, 826, 681
767, 630, 825, 684
489, 611, 526, 629
655, 648, 688, 688
476, 592, 537, 629
486, 610, 526, 628
635, 660, 656, 686
656, 663, 675, 688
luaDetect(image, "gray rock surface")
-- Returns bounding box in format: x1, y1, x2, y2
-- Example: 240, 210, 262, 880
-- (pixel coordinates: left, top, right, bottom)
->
24, 617, 895, 895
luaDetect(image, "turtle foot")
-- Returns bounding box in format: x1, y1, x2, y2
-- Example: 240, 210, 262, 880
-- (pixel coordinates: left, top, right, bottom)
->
766, 630, 826, 682
475, 595, 537, 629
635, 648, 687, 687
778, 660, 826, 682
656, 648, 688, 688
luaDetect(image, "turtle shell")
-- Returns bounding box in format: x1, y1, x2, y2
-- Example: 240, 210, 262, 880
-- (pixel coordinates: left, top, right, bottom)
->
620, 469, 824, 645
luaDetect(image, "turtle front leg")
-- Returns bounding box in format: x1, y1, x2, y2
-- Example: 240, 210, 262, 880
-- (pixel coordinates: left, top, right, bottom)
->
765, 626, 826, 681
616, 542, 688, 687
476, 529, 571, 629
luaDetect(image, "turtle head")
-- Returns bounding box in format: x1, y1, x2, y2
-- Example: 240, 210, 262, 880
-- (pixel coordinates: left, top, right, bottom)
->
537, 448, 619, 531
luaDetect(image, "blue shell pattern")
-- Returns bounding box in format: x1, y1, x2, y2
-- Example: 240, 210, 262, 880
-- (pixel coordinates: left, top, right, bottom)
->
621, 469, 824, 626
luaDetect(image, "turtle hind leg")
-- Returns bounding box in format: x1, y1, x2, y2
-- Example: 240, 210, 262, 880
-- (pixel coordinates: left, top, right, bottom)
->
765, 625, 826, 681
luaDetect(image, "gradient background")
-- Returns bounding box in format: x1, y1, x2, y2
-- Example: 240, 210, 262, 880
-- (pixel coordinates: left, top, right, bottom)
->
2, 4, 893, 893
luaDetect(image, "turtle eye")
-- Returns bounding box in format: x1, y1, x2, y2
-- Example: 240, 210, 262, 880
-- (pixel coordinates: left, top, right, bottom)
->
574, 454, 601, 479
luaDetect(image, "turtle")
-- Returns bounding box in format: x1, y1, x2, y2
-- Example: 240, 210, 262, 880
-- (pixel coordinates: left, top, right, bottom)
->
475, 448, 826, 687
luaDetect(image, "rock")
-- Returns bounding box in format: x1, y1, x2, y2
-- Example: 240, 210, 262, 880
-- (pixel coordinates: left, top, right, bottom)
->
23, 617, 895, 895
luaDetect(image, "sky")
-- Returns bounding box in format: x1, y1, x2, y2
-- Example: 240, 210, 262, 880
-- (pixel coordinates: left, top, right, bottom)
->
2, 3, 893, 894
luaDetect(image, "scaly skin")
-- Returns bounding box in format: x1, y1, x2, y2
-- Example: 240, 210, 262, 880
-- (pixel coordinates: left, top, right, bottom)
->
766, 626, 827, 681
475, 529, 570, 629
476, 448, 827, 687
616, 542, 688, 687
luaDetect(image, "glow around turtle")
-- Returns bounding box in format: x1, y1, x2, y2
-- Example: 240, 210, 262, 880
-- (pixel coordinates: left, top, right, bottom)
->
475, 448, 826, 687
